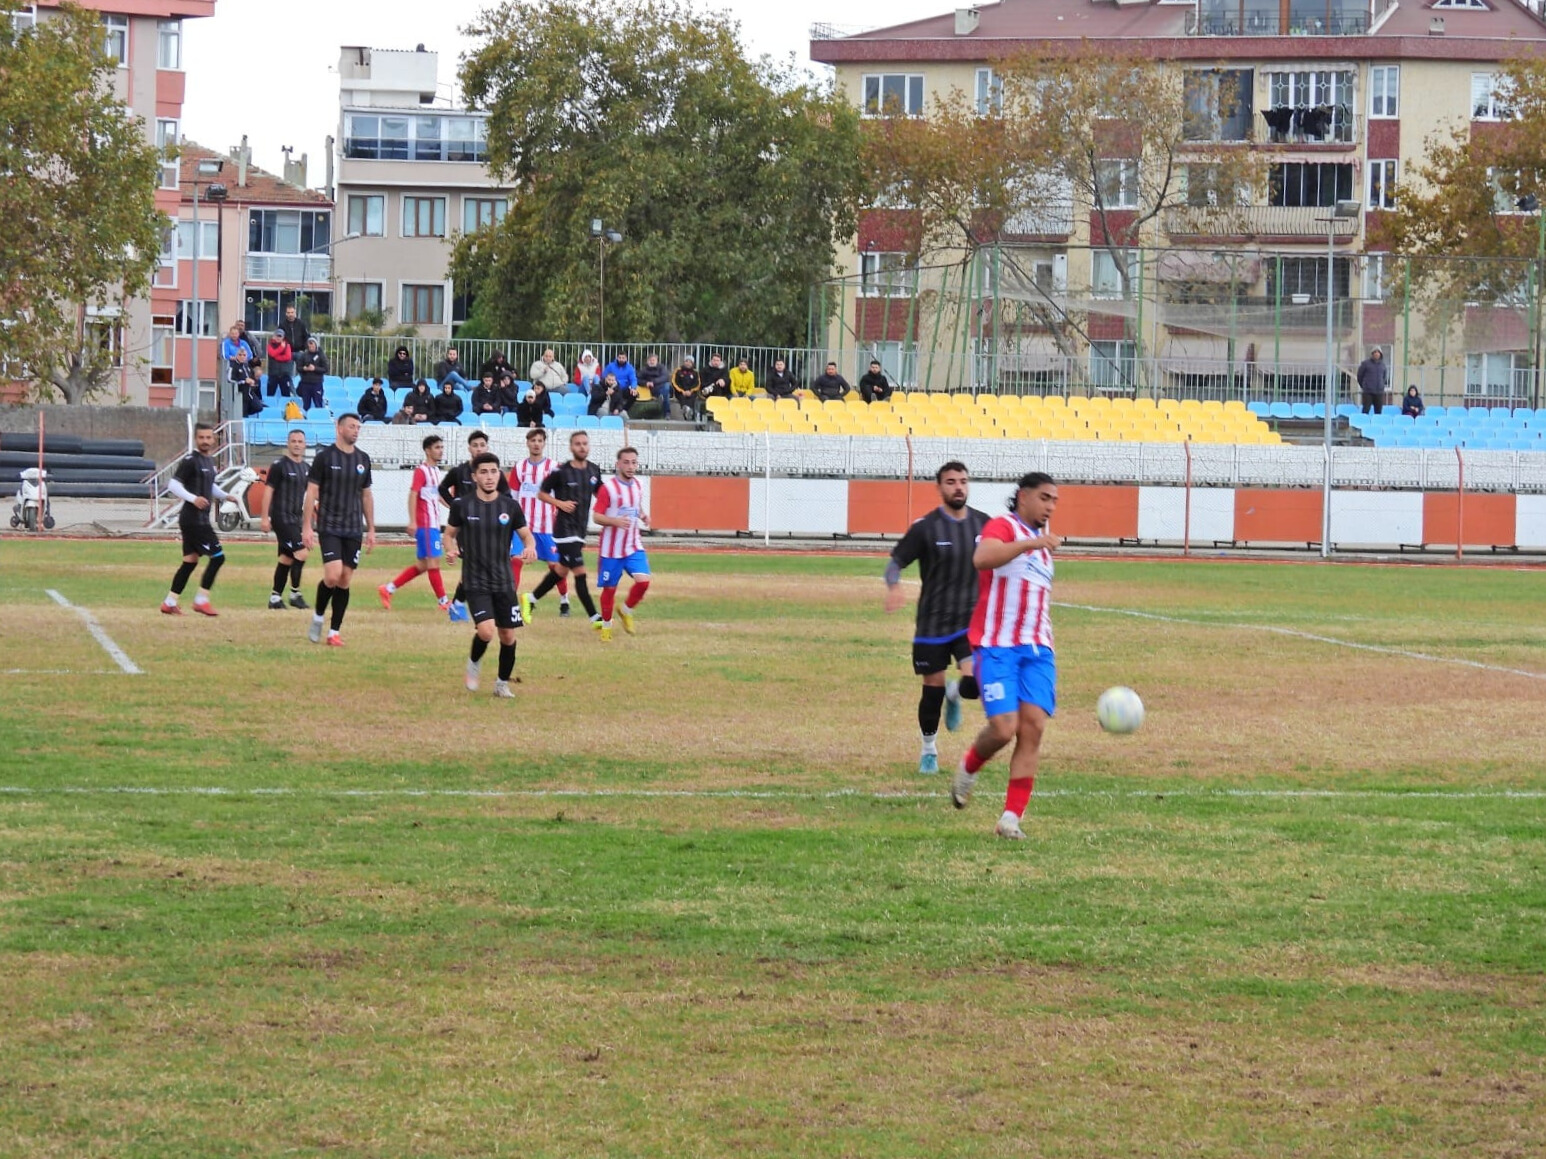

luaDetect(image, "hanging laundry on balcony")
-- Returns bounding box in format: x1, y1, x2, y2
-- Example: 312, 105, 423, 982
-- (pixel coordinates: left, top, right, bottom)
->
1298, 106, 1335, 140
1262, 107, 1296, 138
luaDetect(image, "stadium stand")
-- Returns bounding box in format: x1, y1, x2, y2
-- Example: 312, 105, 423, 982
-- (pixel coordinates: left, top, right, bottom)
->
1347, 407, 1546, 450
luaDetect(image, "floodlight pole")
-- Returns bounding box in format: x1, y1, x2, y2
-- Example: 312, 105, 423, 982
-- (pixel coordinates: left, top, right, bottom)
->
1319, 199, 1361, 559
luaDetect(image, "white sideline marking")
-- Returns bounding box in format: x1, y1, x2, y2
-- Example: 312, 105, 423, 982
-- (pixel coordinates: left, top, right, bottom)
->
1, 669, 113, 676
44, 589, 143, 676
0, 786, 1541, 802
1055, 601, 1546, 683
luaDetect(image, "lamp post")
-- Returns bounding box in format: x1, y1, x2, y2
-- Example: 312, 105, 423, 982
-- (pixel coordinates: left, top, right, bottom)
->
1516, 195, 1546, 409
590, 218, 623, 345
1318, 198, 1362, 559
188, 157, 226, 420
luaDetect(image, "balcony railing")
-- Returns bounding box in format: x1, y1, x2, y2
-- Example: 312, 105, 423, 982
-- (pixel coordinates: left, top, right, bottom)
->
245, 253, 332, 283
1188, 12, 1370, 35
1163, 205, 1360, 240
1002, 204, 1076, 237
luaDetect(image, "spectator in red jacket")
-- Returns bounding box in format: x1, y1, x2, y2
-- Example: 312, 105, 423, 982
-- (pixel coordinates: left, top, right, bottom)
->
265, 331, 294, 396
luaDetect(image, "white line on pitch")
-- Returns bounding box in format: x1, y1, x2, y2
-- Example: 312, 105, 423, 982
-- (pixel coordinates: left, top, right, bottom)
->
1055, 601, 1546, 682
44, 590, 143, 676
0, 669, 114, 676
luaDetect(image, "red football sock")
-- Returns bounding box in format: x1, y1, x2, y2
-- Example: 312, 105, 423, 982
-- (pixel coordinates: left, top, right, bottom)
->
1005, 777, 1034, 818
963, 745, 989, 775
427, 568, 446, 600
391, 565, 419, 589
510, 558, 523, 589
625, 580, 649, 608
557, 577, 570, 597
600, 587, 617, 621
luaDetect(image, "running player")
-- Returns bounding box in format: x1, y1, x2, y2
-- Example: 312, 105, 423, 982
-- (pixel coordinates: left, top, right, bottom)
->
950, 472, 1061, 840
261, 428, 311, 610
592, 446, 651, 643
378, 433, 451, 613
884, 461, 988, 774
302, 412, 376, 646
530, 430, 603, 626
437, 429, 510, 621
160, 422, 228, 616
510, 427, 570, 621
444, 451, 536, 698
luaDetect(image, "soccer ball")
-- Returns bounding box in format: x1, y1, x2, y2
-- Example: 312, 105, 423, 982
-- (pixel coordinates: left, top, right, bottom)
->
1096, 686, 1145, 735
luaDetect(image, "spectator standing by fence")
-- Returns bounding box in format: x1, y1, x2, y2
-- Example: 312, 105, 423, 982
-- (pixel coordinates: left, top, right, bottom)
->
266, 331, 294, 397
296, 339, 328, 411
279, 305, 309, 361
1357, 348, 1388, 415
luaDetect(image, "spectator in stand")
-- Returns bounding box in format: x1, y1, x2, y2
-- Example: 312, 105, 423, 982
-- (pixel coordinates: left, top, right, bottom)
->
529, 347, 568, 395
730, 357, 756, 398
812, 361, 850, 401
1356, 347, 1388, 415
404, 379, 436, 424
518, 380, 554, 427
858, 359, 894, 404
603, 350, 637, 392
232, 347, 263, 417
638, 353, 669, 415
265, 330, 294, 397
432, 380, 465, 424
672, 356, 701, 420
1401, 385, 1425, 417
700, 354, 731, 402
220, 324, 246, 372
388, 345, 416, 389
357, 377, 390, 422
279, 304, 309, 359
588, 372, 619, 416
295, 338, 329, 411
573, 349, 601, 393
764, 357, 797, 400
481, 350, 513, 383
434, 348, 472, 389
497, 372, 523, 415
233, 319, 262, 364
471, 373, 502, 417
613, 372, 639, 416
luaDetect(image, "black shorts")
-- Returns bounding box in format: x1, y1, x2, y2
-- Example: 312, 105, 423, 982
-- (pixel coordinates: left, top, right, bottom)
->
273, 521, 304, 557
180, 521, 221, 558
555, 540, 586, 570
318, 534, 362, 569
466, 588, 522, 630
913, 633, 972, 676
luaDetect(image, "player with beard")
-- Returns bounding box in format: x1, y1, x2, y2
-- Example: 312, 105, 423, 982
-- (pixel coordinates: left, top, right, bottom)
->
529, 430, 603, 626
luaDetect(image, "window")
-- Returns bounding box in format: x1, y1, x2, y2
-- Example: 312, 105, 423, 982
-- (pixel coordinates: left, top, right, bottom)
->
1091, 249, 1137, 299
249, 210, 330, 254
1267, 256, 1351, 301
175, 220, 219, 259
858, 252, 915, 297
401, 284, 445, 325
975, 68, 1002, 117
154, 219, 176, 288
85, 308, 123, 368
1265, 70, 1355, 141
155, 119, 179, 189
1473, 74, 1514, 121
1183, 69, 1254, 142
1369, 66, 1398, 118
102, 15, 127, 66
10, 5, 35, 31
245, 289, 329, 333
463, 198, 507, 233
445, 118, 488, 163
157, 19, 181, 69
1183, 164, 1247, 208
402, 197, 446, 238
1362, 253, 1390, 303
1485, 168, 1533, 215
346, 195, 384, 237
862, 74, 925, 117
343, 113, 488, 162
1435, 0, 1489, 8
175, 299, 219, 337
1090, 341, 1137, 391
1269, 162, 1354, 207
1368, 160, 1397, 211
1095, 159, 1139, 209
345, 282, 383, 320
1465, 352, 1527, 398
414, 116, 443, 161
151, 323, 174, 371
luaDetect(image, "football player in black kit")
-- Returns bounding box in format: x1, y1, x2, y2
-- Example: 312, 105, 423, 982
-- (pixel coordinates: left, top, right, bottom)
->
532, 430, 604, 626
261, 428, 312, 609
437, 428, 510, 621
302, 413, 376, 647
884, 461, 988, 774
160, 422, 229, 617
445, 452, 536, 698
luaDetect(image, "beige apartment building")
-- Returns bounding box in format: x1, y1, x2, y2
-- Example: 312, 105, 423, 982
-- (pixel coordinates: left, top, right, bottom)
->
332, 46, 511, 340
811, 0, 1546, 403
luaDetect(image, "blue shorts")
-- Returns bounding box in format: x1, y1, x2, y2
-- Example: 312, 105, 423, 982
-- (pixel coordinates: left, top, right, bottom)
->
597, 550, 651, 588
974, 645, 1057, 719
415, 527, 443, 560
520, 531, 558, 562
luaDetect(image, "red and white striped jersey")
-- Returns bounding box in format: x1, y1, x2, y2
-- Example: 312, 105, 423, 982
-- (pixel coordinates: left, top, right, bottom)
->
411, 463, 444, 529
594, 475, 645, 558
511, 456, 556, 535
968, 513, 1054, 650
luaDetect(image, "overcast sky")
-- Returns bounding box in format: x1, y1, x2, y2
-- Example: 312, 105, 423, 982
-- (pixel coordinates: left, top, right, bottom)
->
183, 0, 947, 183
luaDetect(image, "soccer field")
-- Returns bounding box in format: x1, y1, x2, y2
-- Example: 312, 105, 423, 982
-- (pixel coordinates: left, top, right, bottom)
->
1, 539, 1543, 1157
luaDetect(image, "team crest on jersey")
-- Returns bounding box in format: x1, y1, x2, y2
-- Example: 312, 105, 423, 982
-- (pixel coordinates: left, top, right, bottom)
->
497, 512, 511, 525
355, 463, 366, 474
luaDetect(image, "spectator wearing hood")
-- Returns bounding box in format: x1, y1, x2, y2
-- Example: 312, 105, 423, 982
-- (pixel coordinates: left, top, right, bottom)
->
481, 351, 513, 382
700, 354, 731, 402
295, 338, 329, 410
357, 378, 390, 422
528, 348, 568, 395
403, 379, 435, 423
433, 348, 471, 388
266, 331, 294, 396
518, 381, 555, 427
603, 351, 637, 390
432, 380, 465, 424
387, 346, 416, 389
573, 350, 601, 392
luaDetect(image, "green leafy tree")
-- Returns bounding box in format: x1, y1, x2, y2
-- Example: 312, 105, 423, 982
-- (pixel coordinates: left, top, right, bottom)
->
0, 1, 164, 402
453, 0, 865, 347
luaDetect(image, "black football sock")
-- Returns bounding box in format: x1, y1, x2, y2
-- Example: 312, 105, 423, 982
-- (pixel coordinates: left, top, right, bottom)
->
452, 581, 465, 604
272, 562, 289, 596
199, 552, 224, 591
572, 574, 597, 618
315, 582, 333, 618
329, 586, 351, 632
170, 560, 197, 595
289, 559, 305, 591
498, 642, 516, 681
958, 675, 980, 700
919, 684, 947, 736
470, 636, 490, 663
530, 569, 560, 601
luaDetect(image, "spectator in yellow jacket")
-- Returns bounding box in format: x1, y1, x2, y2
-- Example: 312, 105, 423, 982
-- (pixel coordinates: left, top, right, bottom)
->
729, 357, 757, 398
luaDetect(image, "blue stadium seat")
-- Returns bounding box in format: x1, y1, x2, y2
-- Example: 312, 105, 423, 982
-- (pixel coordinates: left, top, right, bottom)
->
1247, 401, 1270, 416
599, 415, 625, 430
305, 407, 331, 421
1268, 402, 1292, 418
1335, 403, 1358, 417
323, 375, 344, 391
1425, 405, 1446, 418
1381, 405, 1401, 415
1290, 403, 1314, 419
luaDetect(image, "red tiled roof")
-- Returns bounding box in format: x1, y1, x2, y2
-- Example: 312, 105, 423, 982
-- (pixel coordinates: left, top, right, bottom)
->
176, 143, 332, 208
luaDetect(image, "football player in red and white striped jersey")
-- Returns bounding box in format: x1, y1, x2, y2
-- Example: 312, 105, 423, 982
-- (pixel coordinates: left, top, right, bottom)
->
378, 433, 450, 612
510, 428, 570, 620
592, 446, 651, 642
952, 472, 1062, 840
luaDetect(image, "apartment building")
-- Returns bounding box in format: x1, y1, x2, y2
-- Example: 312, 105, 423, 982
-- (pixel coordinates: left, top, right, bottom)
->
153, 144, 333, 414
332, 45, 511, 340
811, 0, 1546, 401
26, 1, 216, 406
